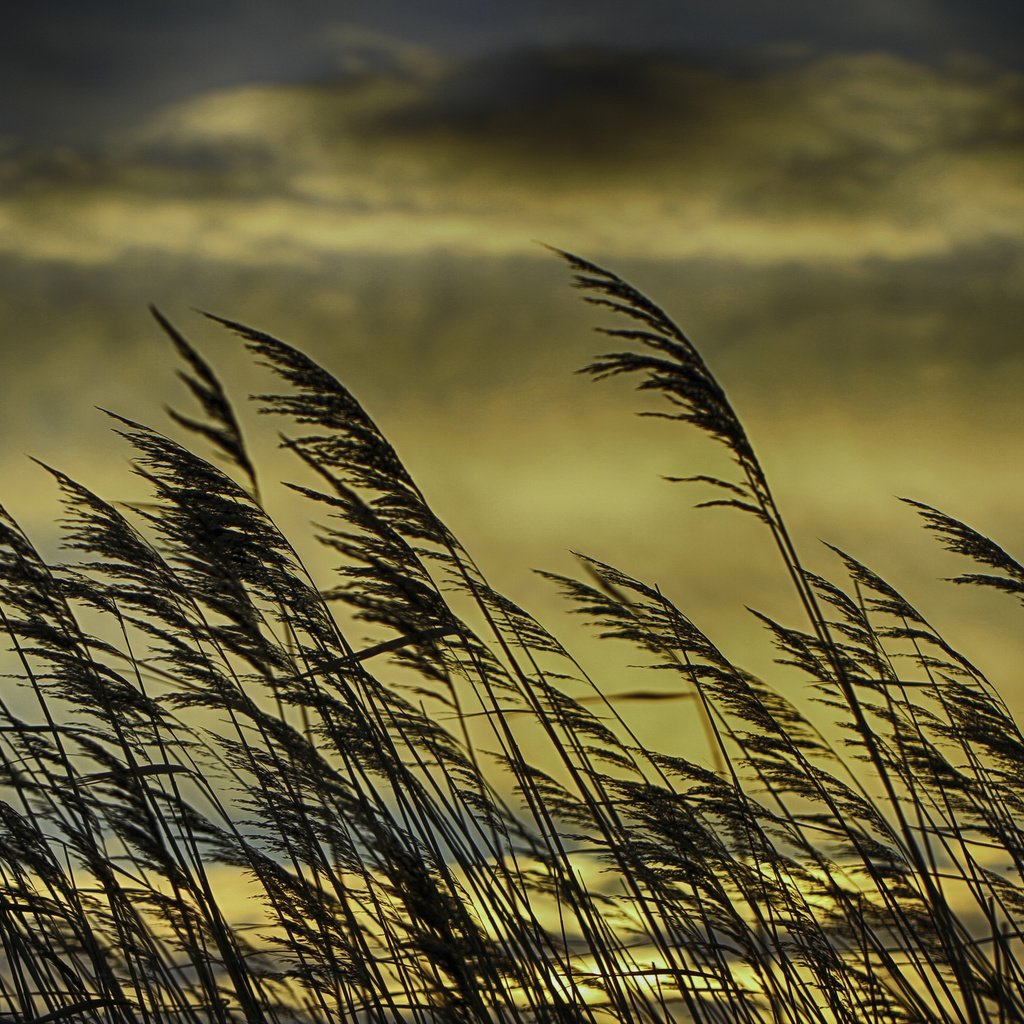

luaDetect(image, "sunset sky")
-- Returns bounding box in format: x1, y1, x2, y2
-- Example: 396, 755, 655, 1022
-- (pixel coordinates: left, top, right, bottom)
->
3, 1, 1022, 740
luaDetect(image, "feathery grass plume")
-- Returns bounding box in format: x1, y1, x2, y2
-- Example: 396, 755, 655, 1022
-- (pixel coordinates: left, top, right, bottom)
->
0, 255, 1018, 1023
154, 306, 261, 506
901, 499, 1024, 602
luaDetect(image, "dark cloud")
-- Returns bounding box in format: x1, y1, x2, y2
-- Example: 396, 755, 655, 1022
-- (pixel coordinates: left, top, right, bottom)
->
354, 46, 1024, 194
4, 1, 1023, 146
356, 48, 719, 164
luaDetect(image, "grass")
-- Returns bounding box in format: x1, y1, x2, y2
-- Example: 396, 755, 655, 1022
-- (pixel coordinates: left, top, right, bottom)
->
0, 251, 1020, 1023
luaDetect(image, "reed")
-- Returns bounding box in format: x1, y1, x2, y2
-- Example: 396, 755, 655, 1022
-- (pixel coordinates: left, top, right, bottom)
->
0, 252, 1018, 1023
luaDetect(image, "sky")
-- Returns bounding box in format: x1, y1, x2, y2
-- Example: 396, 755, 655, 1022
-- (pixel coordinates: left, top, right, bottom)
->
2, 1, 1023, 748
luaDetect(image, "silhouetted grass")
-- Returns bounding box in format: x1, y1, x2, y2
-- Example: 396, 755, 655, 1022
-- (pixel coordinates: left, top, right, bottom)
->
0, 253, 1019, 1023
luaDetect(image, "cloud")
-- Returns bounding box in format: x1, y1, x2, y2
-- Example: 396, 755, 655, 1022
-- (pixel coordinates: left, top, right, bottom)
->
2, 48, 1022, 268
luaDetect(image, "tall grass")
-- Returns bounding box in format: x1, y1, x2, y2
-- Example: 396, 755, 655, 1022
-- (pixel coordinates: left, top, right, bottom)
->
0, 253, 1020, 1023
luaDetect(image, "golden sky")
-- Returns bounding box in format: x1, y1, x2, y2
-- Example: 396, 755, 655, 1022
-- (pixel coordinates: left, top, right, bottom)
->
2, 9, 1022, 747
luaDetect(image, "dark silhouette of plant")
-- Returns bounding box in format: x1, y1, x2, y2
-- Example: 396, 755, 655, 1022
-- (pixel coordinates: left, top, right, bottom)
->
0, 253, 1019, 1023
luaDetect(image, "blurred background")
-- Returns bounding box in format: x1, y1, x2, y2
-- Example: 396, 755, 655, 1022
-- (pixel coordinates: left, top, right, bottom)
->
2, 1, 1022, 746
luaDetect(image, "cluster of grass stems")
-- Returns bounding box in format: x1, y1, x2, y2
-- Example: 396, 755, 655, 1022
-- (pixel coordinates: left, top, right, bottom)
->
0, 253, 1021, 1023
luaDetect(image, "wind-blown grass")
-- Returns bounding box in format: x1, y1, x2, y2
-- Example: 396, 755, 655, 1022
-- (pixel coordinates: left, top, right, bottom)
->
0, 253, 1020, 1023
